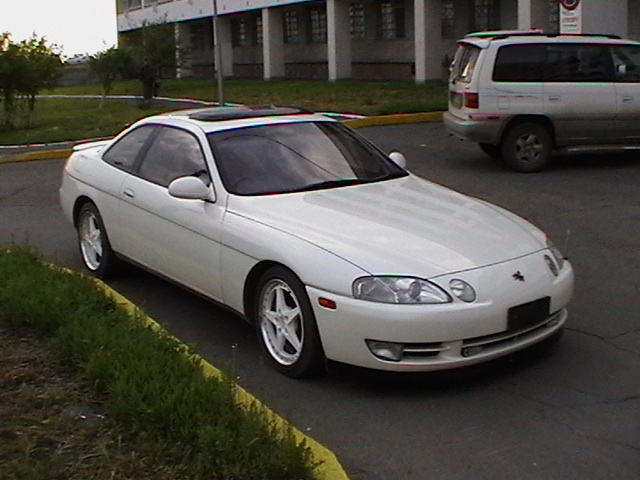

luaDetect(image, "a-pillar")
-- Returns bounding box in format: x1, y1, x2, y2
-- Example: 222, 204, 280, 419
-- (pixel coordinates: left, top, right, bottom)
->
327, 0, 352, 81
414, 0, 442, 83
517, 0, 549, 30
262, 8, 285, 80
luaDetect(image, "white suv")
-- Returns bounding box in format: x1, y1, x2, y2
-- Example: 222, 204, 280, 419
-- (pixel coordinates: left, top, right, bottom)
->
443, 31, 640, 172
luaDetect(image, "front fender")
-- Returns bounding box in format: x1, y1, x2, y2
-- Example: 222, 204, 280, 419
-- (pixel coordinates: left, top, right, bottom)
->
220, 211, 367, 315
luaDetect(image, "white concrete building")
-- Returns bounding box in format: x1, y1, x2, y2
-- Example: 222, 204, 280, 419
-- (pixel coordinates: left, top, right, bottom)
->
116, 0, 640, 82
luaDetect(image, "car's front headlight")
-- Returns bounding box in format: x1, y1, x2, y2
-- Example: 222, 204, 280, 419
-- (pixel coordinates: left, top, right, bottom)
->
546, 238, 566, 274
352, 276, 452, 304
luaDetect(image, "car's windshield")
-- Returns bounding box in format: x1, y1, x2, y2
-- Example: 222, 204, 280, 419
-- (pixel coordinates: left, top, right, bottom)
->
208, 121, 407, 195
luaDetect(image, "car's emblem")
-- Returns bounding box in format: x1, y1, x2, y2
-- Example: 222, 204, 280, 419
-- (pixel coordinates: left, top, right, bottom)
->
512, 271, 525, 282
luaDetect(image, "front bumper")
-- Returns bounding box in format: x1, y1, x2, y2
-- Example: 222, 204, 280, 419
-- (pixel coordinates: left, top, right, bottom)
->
307, 253, 574, 372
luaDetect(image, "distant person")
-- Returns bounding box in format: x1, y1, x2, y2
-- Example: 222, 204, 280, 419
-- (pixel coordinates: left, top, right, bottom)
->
140, 63, 157, 100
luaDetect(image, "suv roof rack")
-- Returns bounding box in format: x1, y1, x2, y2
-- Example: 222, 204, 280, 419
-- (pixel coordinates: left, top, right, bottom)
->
464, 30, 622, 41
186, 105, 313, 122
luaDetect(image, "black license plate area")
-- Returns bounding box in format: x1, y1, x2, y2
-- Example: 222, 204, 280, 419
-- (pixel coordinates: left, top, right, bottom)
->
508, 297, 551, 331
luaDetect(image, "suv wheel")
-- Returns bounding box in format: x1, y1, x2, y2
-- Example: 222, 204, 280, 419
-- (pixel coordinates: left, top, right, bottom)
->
501, 123, 552, 173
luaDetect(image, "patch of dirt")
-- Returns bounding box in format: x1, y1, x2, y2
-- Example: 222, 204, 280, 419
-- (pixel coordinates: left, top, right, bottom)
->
0, 327, 182, 480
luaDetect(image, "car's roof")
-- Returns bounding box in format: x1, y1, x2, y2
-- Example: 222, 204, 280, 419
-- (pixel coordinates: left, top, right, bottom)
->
144, 105, 335, 133
459, 31, 640, 48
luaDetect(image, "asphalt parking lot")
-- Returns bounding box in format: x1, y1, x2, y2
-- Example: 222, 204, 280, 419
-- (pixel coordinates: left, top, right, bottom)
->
1, 121, 639, 480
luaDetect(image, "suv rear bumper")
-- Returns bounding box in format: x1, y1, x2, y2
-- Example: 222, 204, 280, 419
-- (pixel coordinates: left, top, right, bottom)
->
443, 111, 505, 145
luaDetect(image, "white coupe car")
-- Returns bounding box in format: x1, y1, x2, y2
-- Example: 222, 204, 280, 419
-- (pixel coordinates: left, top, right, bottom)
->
59, 106, 574, 378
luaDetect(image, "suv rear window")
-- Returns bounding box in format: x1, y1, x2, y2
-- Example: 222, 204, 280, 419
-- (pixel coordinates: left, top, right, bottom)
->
451, 44, 481, 83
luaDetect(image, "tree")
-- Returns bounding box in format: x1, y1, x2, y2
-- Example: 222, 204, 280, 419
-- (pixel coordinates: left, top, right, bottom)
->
120, 19, 178, 79
89, 46, 134, 108
0, 33, 63, 129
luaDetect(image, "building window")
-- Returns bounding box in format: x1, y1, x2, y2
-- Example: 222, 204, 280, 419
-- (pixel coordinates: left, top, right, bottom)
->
380, 1, 405, 40
232, 18, 248, 46
255, 15, 263, 46
190, 20, 213, 51
285, 11, 300, 44
310, 8, 328, 43
442, 0, 455, 39
350, 3, 366, 39
473, 0, 499, 32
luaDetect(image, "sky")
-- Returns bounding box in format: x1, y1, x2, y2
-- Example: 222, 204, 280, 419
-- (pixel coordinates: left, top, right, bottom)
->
1, 0, 118, 57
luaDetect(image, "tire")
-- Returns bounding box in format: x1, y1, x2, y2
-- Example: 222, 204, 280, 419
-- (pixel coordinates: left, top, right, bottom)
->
478, 142, 502, 159
501, 122, 552, 173
76, 202, 121, 278
255, 267, 326, 378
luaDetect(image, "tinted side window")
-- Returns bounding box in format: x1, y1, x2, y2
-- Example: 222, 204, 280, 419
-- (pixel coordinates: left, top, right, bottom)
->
493, 44, 545, 81
545, 44, 613, 82
102, 125, 156, 171
137, 126, 210, 187
611, 45, 640, 82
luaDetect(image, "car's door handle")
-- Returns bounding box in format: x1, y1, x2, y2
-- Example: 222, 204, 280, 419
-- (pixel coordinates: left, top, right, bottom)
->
622, 96, 633, 102
123, 188, 135, 199
548, 95, 560, 102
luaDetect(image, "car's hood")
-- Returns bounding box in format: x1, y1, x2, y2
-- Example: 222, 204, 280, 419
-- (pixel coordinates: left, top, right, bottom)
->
226, 175, 546, 277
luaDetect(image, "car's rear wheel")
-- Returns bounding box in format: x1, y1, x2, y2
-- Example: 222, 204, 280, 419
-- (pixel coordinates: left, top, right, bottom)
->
255, 267, 325, 378
76, 202, 121, 278
501, 122, 552, 173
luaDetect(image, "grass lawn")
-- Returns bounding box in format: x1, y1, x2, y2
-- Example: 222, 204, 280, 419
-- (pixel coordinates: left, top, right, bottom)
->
0, 79, 447, 146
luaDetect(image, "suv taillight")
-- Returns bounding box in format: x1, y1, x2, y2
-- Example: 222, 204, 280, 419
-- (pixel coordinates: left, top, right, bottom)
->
464, 92, 479, 109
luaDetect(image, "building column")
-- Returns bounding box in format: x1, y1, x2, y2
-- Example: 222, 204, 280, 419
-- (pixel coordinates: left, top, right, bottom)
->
414, 0, 442, 83
517, 0, 549, 30
174, 22, 192, 79
580, 0, 627, 37
214, 15, 234, 78
262, 8, 285, 80
327, 0, 352, 80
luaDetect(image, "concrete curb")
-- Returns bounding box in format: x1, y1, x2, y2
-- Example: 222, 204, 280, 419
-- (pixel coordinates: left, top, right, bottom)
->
97, 280, 350, 480
0, 110, 444, 164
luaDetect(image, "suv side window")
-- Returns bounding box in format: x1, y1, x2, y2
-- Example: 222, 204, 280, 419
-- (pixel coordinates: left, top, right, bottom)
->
137, 126, 210, 188
546, 44, 613, 82
493, 44, 545, 81
611, 45, 640, 82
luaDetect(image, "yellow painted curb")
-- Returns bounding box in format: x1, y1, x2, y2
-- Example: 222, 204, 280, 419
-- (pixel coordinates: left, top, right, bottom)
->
98, 281, 350, 480
0, 148, 72, 164
344, 111, 444, 128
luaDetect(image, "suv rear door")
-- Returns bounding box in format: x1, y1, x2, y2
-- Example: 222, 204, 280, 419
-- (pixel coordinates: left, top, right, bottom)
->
543, 43, 617, 146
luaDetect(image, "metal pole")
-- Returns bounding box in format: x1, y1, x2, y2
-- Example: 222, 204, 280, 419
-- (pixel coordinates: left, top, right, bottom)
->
212, 0, 225, 106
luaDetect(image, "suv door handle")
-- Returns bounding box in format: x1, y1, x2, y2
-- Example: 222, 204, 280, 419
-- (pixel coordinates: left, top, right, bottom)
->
548, 95, 560, 102
622, 96, 633, 102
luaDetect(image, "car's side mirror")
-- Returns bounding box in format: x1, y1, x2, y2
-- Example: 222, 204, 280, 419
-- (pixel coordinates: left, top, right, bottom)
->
389, 151, 407, 169
168, 176, 215, 202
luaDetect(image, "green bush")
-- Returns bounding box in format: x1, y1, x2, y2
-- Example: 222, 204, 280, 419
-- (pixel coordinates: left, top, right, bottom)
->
0, 246, 315, 480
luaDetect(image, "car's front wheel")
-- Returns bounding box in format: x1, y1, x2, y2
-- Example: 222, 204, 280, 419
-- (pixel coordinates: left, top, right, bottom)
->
76, 202, 121, 278
255, 267, 326, 378
501, 122, 552, 173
